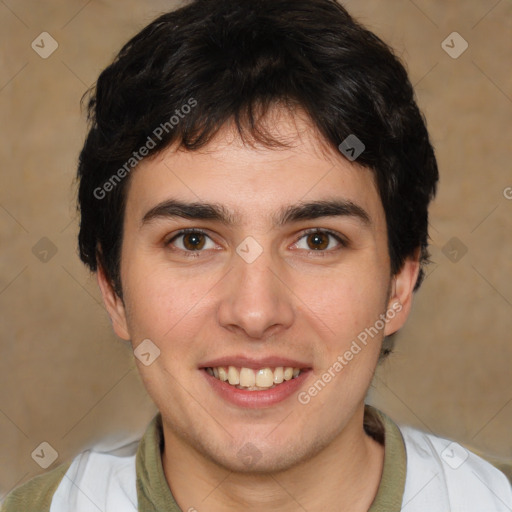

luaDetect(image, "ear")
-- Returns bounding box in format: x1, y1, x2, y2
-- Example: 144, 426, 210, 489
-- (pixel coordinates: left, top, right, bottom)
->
384, 249, 421, 336
96, 264, 130, 340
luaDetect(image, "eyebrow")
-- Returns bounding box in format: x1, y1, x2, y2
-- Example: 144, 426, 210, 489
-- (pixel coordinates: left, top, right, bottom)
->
141, 198, 371, 227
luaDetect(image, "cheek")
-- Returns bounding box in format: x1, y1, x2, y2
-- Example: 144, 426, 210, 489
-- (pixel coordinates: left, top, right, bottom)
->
121, 258, 218, 345
294, 265, 389, 342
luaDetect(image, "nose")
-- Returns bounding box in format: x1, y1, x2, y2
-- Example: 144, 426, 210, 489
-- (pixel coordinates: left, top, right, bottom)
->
216, 245, 295, 340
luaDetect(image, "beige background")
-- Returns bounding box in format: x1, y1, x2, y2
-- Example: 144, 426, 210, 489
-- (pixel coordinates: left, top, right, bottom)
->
0, 0, 511, 496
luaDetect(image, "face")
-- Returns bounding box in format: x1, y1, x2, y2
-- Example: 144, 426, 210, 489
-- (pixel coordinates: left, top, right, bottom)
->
99, 110, 418, 473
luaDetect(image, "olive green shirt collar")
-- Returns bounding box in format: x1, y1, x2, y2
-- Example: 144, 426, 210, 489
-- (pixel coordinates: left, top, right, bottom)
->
136, 405, 407, 511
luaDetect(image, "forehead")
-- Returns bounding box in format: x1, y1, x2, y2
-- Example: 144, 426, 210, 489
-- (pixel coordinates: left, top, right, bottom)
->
124, 109, 384, 227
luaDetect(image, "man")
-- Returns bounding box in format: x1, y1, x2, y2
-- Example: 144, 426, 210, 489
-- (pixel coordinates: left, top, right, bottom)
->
3, 0, 511, 510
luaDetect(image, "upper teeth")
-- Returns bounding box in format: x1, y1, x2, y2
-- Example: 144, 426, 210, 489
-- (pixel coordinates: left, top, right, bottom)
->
206, 366, 301, 389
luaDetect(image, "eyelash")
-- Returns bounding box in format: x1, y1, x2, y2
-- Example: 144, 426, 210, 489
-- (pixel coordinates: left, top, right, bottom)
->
165, 228, 348, 258
293, 228, 348, 254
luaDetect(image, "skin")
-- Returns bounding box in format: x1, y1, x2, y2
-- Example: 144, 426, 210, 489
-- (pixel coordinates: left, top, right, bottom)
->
98, 108, 419, 511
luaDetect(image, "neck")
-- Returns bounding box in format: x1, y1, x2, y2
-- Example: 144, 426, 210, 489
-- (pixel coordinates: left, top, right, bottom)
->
161, 404, 384, 511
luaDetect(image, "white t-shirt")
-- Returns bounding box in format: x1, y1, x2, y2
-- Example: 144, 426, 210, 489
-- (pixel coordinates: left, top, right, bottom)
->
3, 407, 511, 511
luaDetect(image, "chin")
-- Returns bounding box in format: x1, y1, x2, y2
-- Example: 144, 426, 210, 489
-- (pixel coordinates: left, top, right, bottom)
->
201, 433, 325, 475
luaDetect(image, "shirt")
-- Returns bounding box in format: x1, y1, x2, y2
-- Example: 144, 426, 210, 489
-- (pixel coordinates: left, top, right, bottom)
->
2, 405, 511, 511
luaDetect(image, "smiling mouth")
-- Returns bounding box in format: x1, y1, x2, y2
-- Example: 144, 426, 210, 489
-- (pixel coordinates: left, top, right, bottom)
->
204, 366, 305, 390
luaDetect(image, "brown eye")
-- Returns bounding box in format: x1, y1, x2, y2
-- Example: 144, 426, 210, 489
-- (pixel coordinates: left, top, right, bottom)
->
167, 229, 215, 253
306, 232, 330, 250
182, 232, 206, 250
294, 229, 346, 253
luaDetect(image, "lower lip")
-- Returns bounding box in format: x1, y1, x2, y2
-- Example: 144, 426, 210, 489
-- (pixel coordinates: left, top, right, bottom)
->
202, 369, 311, 409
